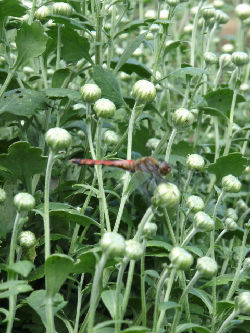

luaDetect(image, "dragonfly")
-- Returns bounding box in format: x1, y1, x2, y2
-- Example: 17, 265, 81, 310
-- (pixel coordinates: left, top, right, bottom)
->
71, 157, 171, 182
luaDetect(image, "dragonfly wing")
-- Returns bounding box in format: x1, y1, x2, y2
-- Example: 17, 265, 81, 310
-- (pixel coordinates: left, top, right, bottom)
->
125, 171, 151, 197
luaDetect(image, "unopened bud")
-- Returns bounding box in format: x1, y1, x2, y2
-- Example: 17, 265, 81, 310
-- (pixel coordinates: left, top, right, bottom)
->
152, 182, 181, 209
93, 98, 116, 118
232, 51, 249, 67
222, 175, 242, 193
172, 108, 194, 128
132, 80, 156, 104
224, 217, 237, 231
80, 84, 101, 103
196, 256, 218, 277
143, 222, 158, 238
186, 154, 205, 171
226, 208, 238, 221
235, 292, 250, 314
19, 231, 36, 248
169, 247, 194, 270
219, 53, 232, 68
215, 10, 229, 24
100, 232, 126, 257
45, 127, 72, 152
187, 195, 205, 213
103, 130, 119, 146
0, 188, 7, 203
52, 2, 73, 16
194, 211, 214, 232
14, 193, 35, 212
125, 240, 144, 260
221, 43, 234, 53
204, 52, 218, 65
235, 4, 250, 20
35, 6, 50, 19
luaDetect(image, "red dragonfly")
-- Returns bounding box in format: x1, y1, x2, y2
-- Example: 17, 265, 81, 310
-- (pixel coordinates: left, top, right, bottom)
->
71, 157, 171, 180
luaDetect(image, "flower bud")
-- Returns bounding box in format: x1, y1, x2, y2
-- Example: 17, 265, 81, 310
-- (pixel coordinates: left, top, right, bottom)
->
19, 231, 36, 248
0, 188, 7, 203
145, 9, 157, 20
80, 84, 101, 103
186, 154, 205, 171
14, 193, 35, 212
146, 138, 160, 151
125, 240, 144, 260
236, 199, 248, 211
133, 47, 143, 58
103, 130, 119, 146
221, 43, 234, 53
222, 175, 242, 193
143, 222, 158, 238
100, 232, 126, 257
213, 0, 224, 9
240, 83, 250, 92
215, 10, 229, 24
243, 258, 250, 271
226, 208, 238, 221
132, 80, 156, 104
235, 4, 250, 20
120, 72, 130, 81
202, 7, 216, 19
232, 51, 249, 67
35, 6, 50, 19
194, 211, 214, 232
219, 53, 232, 68
166, 0, 180, 7
172, 108, 194, 129
187, 195, 205, 213
150, 24, 160, 33
152, 182, 181, 209
160, 9, 169, 20
93, 98, 116, 118
196, 257, 218, 277
183, 24, 193, 34
52, 2, 73, 16
169, 247, 194, 270
235, 291, 250, 314
204, 52, 218, 65
45, 127, 72, 152
224, 217, 237, 231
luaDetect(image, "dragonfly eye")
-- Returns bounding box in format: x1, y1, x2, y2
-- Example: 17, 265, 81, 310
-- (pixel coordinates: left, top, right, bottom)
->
159, 162, 171, 175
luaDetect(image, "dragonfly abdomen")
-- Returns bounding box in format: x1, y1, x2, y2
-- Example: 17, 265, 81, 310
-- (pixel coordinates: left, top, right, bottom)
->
71, 159, 135, 172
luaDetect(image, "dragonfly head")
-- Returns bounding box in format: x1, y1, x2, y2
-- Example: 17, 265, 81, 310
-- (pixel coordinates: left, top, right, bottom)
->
159, 161, 171, 176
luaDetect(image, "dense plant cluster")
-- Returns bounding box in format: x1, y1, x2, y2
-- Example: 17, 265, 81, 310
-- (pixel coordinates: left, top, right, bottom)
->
0, 0, 249, 333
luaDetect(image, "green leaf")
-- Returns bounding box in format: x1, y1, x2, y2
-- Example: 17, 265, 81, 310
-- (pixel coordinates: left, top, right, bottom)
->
46, 14, 92, 31
162, 67, 207, 80
15, 22, 48, 67
158, 301, 180, 311
61, 27, 92, 63
206, 153, 248, 181
122, 326, 150, 332
114, 32, 147, 74
146, 240, 172, 252
0, 180, 17, 237
164, 40, 182, 56
0, 89, 47, 119
186, 246, 204, 257
26, 290, 66, 327
217, 300, 234, 315
0, 280, 32, 299
73, 250, 97, 275
101, 290, 123, 319
111, 58, 151, 78
189, 288, 212, 314
198, 106, 228, 119
43, 88, 81, 101
201, 273, 236, 288
0, 0, 26, 19
91, 66, 125, 108
8, 260, 34, 277
52, 68, 71, 88
203, 89, 245, 117
0, 141, 47, 190
45, 254, 74, 297
176, 323, 211, 333
114, 19, 149, 38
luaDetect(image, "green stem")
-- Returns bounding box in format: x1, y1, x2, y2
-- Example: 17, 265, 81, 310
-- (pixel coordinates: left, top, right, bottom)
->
181, 227, 197, 247
106, 4, 116, 69
39, 56, 48, 89
74, 274, 84, 333
28, 0, 38, 25
213, 66, 222, 90
226, 225, 249, 300
45, 296, 55, 333
56, 25, 62, 70
140, 239, 147, 327
190, 0, 204, 66
95, 1, 103, 65
134, 206, 154, 241
0, 66, 17, 97
156, 268, 176, 332
152, 267, 169, 332
214, 117, 220, 161
217, 309, 238, 333
165, 128, 177, 162
215, 229, 227, 244
44, 151, 55, 260
87, 253, 107, 333
121, 260, 136, 317
163, 208, 177, 246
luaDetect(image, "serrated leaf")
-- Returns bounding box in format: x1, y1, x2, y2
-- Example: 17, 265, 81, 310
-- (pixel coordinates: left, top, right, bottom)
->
111, 58, 151, 78
206, 153, 248, 181
0, 141, 47, 191
0, 89, 47, 118
101, 290, 123, 319
43, 88, 81, 101
0, 0, 27, 19
45, 254, 74, 297
61, 27, 92, 63
8, 260, 34, 277
15, 22, 48, 67
91, 66, 125, 108
114, 32, 147, 74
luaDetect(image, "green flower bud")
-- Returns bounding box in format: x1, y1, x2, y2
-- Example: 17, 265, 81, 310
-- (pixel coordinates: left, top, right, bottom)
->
133, 47, 143, 58
145, 31, 154, 40
169, 247, 194, 270
132, 80, 156, 104
35, 5, 50, 19
232, 51, 249, 67
235, 291, 250, 314
145, 9, 157, 19
120, 72, 131, 81
183, 24, 193, 34
186, 154, 205, 171
187, 195, 205, 213
243, 258, 250, 271
0, 188, 7, 203
14, 193, 35, 212
146, 138, 160, 151
19, 231, 36, 248
204, 52, 218, 65
213, 0, 224, 9
152, 182, 181, 209
194, 211, 215, 232
160, 9, 169, 20
52, 2, 73, 16
103, 130, 119, 146
219, 53, 232, 68
93, 98, 116, 118
221, 43, 234, 53
215, 10, 229, 24
80, 84, 102, 103
125, 240, 144, 260
226, 208, 238, 221
100, 232, 125, 257
143, 222, 158, 238
235, 3, 250, 20
196, 257, 218, 277
172, 108, 194, 128
202, 7, 216, 19
166, 0, 180, 7
240, 83, 250, 92
150, 24, 160, 33
236, 199, 248, 211
224, 217, 237, 231
45, 127, 72, 152
222, 175, 242, 193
